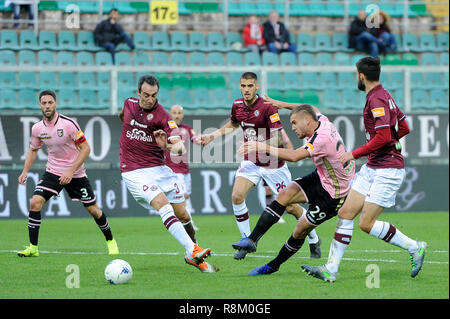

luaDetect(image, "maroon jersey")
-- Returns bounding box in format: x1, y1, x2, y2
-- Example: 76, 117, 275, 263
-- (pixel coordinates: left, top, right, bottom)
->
363, 84, 406, 169
119, 97, 180, 173
164, 123, 195, 174
230, 95, 284, 168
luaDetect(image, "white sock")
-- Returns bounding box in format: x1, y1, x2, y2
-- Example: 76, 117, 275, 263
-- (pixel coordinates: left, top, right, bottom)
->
233, 202, 251, 238
158, 204, 195, 255
299, 206, 319, 244
369, 220, 419, 253
326, 218, 354, 274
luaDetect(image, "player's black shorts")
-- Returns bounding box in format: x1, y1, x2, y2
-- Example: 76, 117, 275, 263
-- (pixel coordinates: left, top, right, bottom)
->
33, 171, 97, 207
293, 170, 346, 226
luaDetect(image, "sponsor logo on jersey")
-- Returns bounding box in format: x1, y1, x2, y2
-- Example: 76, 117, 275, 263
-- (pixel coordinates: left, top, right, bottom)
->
371, 107, 385, 118
57, 129, 64, 137
168, 120, 178, 129
126, 128, 153, 142
130, 119, 148, 128
244, 128, 265, 142
270, 113, 280, 123
240, 121, 255, 127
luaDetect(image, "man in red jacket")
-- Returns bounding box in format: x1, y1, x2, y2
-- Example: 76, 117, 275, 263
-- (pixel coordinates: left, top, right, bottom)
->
243, 14, 266, 54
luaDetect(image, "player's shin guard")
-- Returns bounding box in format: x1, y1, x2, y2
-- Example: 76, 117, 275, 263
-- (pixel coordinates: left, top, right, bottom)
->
369, 220, 419, 253
233, 202, 251, 238
28, 211, 41, 246
183, 220, 197, 244
268, 235, 305, 270
325, 218, 353, 274
248, 200, 285, 243
94, 211, 113, 241
159, 204, 195, 253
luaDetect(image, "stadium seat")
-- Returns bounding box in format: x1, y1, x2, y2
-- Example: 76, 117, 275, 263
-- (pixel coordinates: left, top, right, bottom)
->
334, 52, 351, 66
300, 90, 320, 105
226, 52, 243, 66
95, 52, 113, 66
117, 72, 135, 89
171, 32, 189, 51
301, 72, 319, 90
171, 52, 188, 66
133, 31, 151, 50
284, 90, 301, 103
402, 33, 420, 52
58, 89, 78, 109
190, 73, 209, 88
114, 52, 131, 66
114, 1, 137, 14
190, 52, 208, 66
151, 52, 169, 66
0, 72, 16, 89
207, 32, 226, 52
38, 72, 57, 89
315, 33, 333, 52
77, 31, 100, 52
151, 32, 170, 51
38, 31, 58, 50
382, 54, 402, 65
316, 53, 333, 66
134, 52, 150, 66
207, 52, 224, 66
412, 89, 430, 109
426, 73, 444, 89
19, 72, 38, 89
351, 54, 365, 65
290, 2, 310, 17
419, 33, 438, 52
283, 72, 301, 90
57, 51, 74, 66
0, 50, 16, 65
430, 89, 448, 109
20, 30, 39, 50
410, 72, 425, 89
189, 32, 207, 52
77, 72, 96, 89
78, 89, 98, 109
228, 72, 242, 87
322, 89, 341, 108
320, 72, 337, 89
192, 88, 211, 108
97, 72, 111, 88
174, 88, 194, 109
298, 52, 314, 66
226, 32, 245, 51
331, 33, 350, 52
392, 90, 404, 108
76, 51, 94, 66
0, 30, 19, 50
337, 72, 355, 89
172, 73, 190, 89
244, 52, 261, 66
209, 73, 226, 88
297, 33, 314, 52
59, 72, 76, 88
156, 88, 173, 107
280, 52, 297, 66
18, 50, 36, 66
37, 50, 55, 66
267, 72, 283, 90
436, 33, 449, 51
97, 88, 110, 109
19, 89, 37, 109
152, 72, 171, 88
402, 53, 419, 65
117, 89, 136, 105
262, 52, 279, 66
58, 30, 77, 51
390, 72, 404, 89
439, 52, 449, 65
341, 89, 360, 109
0, 89, 17, 109
211, 88, 229, 108
421, 53, 438, 66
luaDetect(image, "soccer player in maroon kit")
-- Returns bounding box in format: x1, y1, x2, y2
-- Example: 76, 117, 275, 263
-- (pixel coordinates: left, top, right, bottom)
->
196, 72, 321, 260
118, 75, 216, 272
302, 56, 427, 282
164, 104, 199, 230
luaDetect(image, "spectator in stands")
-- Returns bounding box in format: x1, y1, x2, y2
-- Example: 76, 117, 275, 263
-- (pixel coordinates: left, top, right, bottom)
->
93, 8, 137, 64
263, 10, 297, 54
349, 9, 379, 56
6, 0, 36, 29
369, 10, 397, 54
243, 14, 266, 54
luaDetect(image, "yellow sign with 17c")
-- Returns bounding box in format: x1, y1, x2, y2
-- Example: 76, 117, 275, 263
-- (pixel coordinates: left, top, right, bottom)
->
150, 1, 178, 25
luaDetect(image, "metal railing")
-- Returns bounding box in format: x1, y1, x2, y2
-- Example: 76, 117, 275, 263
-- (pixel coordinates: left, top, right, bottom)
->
1, 65, 448, 114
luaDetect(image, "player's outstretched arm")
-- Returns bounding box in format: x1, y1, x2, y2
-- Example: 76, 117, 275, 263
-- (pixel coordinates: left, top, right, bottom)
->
154, 130, 186, 155
195, 120, 239, 145
238, 141, 310, 162
18, 148, 39, 185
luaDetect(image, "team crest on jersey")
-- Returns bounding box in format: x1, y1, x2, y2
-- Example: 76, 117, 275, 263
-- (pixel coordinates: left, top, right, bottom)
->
254, 110, 260, 117
57, 129, 64, 137
147, 114, 154, 121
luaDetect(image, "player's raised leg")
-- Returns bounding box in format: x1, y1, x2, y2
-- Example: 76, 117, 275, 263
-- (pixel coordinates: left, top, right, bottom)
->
17, 194, 46, 257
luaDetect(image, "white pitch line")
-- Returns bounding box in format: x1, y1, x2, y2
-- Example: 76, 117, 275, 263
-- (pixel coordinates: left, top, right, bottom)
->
1, 250, 448, 265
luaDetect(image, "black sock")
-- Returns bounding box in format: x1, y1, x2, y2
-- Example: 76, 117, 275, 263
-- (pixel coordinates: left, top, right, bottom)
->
94, 212, 113, 241
183, 221, 197, 244
28, 211, 41, 246
267, 235, 305, 270
248, 200, 286, 242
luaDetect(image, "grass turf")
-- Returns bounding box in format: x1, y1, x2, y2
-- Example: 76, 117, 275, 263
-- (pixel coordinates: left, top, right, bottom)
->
0, 212, 448, 299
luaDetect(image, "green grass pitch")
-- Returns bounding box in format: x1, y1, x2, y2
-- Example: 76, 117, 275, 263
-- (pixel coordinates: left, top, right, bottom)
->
0, 212, 448, 299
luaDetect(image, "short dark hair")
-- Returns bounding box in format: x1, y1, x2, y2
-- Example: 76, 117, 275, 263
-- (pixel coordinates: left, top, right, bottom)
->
356, 56, 381, 82
110, 8, 118, 13
290, 104, 317, 121
39, 90, 57, 102
138, 75, 159, 92
241, 72, 258, 81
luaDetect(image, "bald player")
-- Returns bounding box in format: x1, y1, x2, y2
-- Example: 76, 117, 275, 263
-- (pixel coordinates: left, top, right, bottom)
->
164, 104, 199, 230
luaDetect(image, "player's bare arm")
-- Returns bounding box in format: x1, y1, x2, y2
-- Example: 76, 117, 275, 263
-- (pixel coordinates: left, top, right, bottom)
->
18, 148, 39, 185
118, 107, 125, 122
59, 140, 90, 185
238, 142, 310, 162
154, 130, 186, 154
196, 120, 239, 146
266, 129, 284, 148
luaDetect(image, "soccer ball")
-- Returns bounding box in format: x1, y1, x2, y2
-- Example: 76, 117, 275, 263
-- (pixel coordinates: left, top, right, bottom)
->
104, 259, 133, 285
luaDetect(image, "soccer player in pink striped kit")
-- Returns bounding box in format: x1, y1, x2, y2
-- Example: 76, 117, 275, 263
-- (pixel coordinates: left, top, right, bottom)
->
17, 90, 119, 257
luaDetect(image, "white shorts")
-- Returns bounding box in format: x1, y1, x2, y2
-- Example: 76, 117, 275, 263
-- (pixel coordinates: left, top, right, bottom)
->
351, 164, 405, 208
175, 173, 192, 196
122, 166, 185, 209
235, 160, 292, 195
